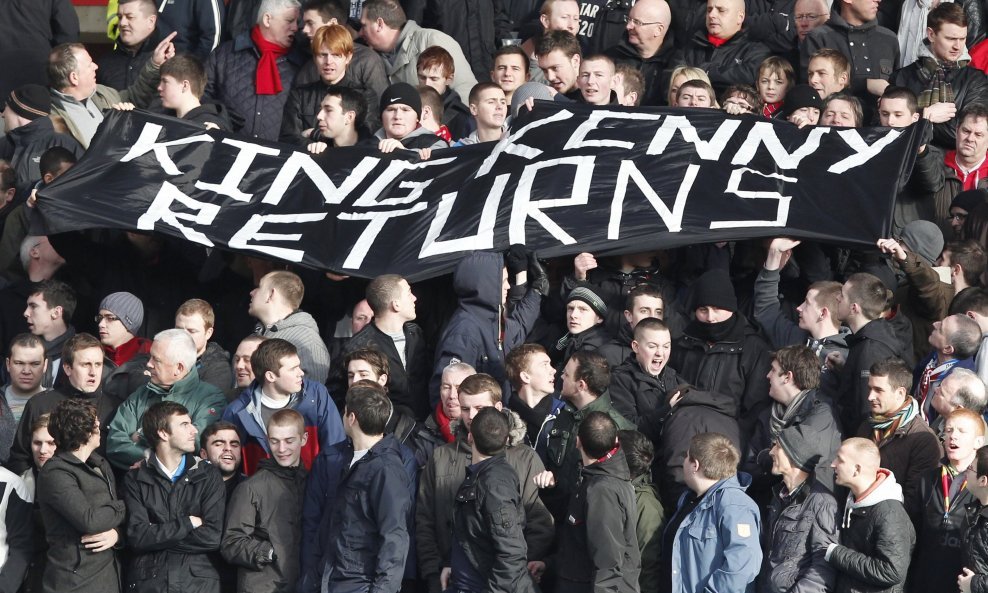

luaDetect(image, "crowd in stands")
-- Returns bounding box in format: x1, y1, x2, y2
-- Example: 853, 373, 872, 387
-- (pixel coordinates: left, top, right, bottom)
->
5, 0, 988, 592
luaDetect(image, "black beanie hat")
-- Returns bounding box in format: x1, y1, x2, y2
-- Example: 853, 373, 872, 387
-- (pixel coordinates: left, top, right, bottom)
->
380, 82, 422, 119
777, 424, 822, 474
951, 189, 988, 213
5, 84, 50, 121
690, 269, 737, 313
781, 85, 823, 119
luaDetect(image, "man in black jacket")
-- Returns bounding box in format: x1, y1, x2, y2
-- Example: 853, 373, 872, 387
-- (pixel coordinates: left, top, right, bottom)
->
826, 437, 915, 593
98, 0, 173, 91
555, 411, 640, 593
891, 3, 988, 150
223, 408, 308, 593
344, 273, 429, 419
603, 0, 675, 106
0, 85, 81, 185
122, 401, 225, 593
674, 0, 771, 95
443, 407, 536, 593
609, 317, 681, 428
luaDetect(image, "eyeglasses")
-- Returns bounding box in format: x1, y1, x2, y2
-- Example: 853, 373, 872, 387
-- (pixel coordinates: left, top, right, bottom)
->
95, 314, 120, 324
950, 212, 968, 221
624, 15, 663, 27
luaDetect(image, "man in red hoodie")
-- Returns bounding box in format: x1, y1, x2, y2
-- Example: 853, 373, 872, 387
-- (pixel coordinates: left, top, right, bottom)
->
943, 105, 988, 221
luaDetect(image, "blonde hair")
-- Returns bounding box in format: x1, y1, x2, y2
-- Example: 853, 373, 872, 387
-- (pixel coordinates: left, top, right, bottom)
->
668, 66, 710, 105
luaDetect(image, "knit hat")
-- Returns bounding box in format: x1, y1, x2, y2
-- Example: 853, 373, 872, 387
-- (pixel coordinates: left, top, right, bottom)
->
380, 82, 421, 118
900, 220, 944, 267
5, 84, 50, 121
950, 189, 988, 213
776, 424, 821, 473
510, 82, 554, 117
781, 85, 823, 119
567, 283, 608, 319
99, 292, 144, 335
690, 269, 737, 313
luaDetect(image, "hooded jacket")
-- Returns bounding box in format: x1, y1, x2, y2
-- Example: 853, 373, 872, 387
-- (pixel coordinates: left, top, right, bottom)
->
222, 457, 308, 593
122, 454, 225, 593
0, 116, 82, 184
827, 470, 915, 593
834, 318, 914, 432
891, 43, 988, 149
182, 102, 232, 131
668, 473, 762, 593
415, 410, 554, 582
762, 478, 839, 593
106, 367, 227, 470
222, 379, 345, 475
430, 252, 542, 405
609, 354, 682, 427
254, 310, 330, 384
557, 447, 641, 593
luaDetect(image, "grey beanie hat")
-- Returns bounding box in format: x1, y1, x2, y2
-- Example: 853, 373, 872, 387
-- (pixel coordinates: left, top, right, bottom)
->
510, 82, 555, 117
567, 284, 608, 319
99, 292, 144, 335
776, 424, 822, 474
900, 220, 944, 267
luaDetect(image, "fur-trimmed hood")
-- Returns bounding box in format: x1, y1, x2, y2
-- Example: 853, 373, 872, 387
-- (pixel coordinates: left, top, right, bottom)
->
451, 407, 528, 447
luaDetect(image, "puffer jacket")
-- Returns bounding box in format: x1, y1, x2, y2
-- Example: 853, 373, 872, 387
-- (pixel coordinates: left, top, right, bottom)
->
451, 453, 537, 593
222, 458, 307, 593
36, 451, 125, 593
674, 29, 772, 95
123, 454, 225, 593
891, 44, 988, 150
204, 32, 305, 140
963, 502, 988, 593
430, 251, 542, 405
254, 310, 330, 384
415, 411, 554, 582
0, 116, 82, 185
669, 314, 773, 435
761, 478, 839, 593
608, 354, 682, 427
305, 435, 411, 593
910, 462, 977, 592
198, 341, 232, 391
828, 470, 915, 593
556, 447, 641, 593
279, 71, 387, 145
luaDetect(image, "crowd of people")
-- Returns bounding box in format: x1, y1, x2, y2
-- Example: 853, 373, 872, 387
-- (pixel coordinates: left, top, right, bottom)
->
3, 0, 988, 592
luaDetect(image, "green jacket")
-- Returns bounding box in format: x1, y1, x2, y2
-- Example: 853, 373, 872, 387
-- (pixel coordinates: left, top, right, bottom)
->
106, 367, 226, 469
633, 474, 664, 593
545, 391, 634, 505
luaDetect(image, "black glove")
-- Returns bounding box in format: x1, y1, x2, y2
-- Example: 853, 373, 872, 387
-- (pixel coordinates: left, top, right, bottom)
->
505, 244, 528, 278
528, 251, 549, 297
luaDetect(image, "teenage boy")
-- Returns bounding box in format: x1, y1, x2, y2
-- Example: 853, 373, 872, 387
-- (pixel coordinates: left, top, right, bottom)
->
306, 86, 371, 154
223, 408, 309, 593
174, 298, 232, 391
417, 46, 472, 139
609, 318, 681, 427
157, 53, 230, 129
222, 338, 344, 475
453, 83, 507, 146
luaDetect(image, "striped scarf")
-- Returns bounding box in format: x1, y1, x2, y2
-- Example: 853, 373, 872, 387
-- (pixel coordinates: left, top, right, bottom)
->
869, 397, 920, 445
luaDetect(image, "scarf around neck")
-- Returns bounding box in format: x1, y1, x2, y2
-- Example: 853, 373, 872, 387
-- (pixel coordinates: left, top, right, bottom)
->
251, 25, 290, 95
870, 397, 920, 445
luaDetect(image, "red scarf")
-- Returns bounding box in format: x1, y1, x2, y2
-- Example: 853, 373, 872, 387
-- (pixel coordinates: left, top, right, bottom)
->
707, 34, 730, 48
251, 25, 290, 95
103, 336, 151, 367
762, 101, 783, 118
434, 403, 455, 443
436, 125, 452, 143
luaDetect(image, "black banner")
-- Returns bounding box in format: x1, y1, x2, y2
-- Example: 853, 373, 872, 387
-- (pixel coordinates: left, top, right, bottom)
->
38, 104, 925, 281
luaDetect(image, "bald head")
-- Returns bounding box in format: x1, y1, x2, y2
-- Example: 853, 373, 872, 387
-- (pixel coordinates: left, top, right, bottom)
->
842, 437, 881, 469
706, 0, 745, 40
625, 0, 671, 57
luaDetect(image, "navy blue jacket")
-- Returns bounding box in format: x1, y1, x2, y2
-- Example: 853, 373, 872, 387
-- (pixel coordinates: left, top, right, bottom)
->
430, 251, 542, 405
298, 435, 417, 593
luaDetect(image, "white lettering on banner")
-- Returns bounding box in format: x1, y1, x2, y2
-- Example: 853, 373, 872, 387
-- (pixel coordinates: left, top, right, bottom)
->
710, 167, 796, 228
828, 129, 902, 173
228, 212, 328, 262
339, 204, 429, 269
608, 161, 697, 237
195, 139, 281, 202
509, 155, 596, 245
120, 123, 213, 175
647, 115, 741, 160
262, 153, 381, 206
563, 111, 663, 151
731, 123, 830, 169
419, 174, 509, 258
476, 109, 574, 177
353, 157, 459, 207
136, 182, 220, 245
